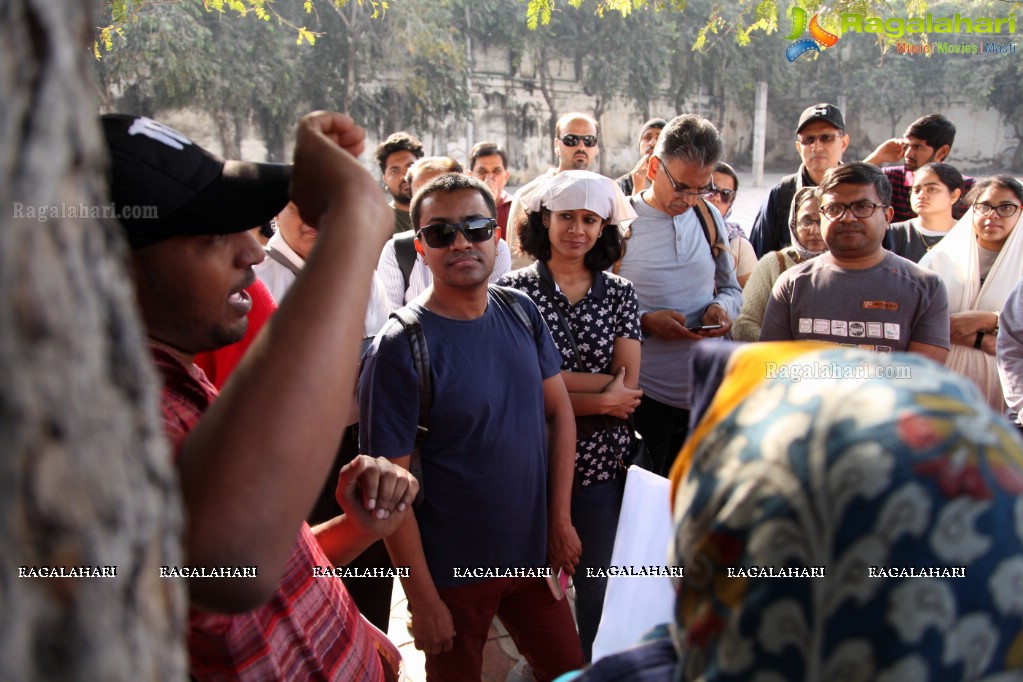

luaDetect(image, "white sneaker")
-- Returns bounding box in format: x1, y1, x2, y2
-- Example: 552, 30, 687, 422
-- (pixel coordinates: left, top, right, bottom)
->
505, 658, 534, 682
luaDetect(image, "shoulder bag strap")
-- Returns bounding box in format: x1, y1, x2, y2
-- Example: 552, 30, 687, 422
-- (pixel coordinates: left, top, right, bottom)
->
263, 245, 303, 277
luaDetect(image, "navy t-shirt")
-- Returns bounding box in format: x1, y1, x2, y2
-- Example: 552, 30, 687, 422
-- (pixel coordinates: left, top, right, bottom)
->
358, 287, 563, 587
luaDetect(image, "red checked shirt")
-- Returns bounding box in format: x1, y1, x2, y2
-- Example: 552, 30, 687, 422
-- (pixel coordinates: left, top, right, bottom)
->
152, 344, 397, 682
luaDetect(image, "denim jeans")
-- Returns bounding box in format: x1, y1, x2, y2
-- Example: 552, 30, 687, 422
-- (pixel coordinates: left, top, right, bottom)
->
571, 474, 627, 661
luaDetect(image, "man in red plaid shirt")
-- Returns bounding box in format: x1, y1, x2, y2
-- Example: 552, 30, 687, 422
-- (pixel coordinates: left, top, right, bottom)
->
104, 111, 416, 681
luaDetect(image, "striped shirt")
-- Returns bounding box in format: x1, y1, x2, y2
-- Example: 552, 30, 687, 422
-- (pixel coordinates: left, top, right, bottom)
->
152, 345, 396, 681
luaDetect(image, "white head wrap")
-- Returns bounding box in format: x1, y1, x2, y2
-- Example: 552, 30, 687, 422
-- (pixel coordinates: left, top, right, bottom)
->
526, 170, 637, 224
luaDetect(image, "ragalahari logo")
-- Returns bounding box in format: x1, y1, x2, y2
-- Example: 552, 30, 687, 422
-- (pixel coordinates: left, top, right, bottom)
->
786, 7, 840, 61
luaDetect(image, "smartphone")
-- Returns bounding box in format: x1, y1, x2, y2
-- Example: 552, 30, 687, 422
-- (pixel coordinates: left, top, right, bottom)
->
689, 324, 723, 332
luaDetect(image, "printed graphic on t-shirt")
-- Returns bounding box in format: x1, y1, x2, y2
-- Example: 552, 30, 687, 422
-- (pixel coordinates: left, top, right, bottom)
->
849, 322, 865, 338
863, 300, 900, 311
799, 318, 813, 334
813, 319, 830, 334
866, 322, 883, 338
831, 320, 848, 337
884, 323, 901, 340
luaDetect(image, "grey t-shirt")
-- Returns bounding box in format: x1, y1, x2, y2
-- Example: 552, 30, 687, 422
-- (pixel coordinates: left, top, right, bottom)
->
761, 252, 950, 352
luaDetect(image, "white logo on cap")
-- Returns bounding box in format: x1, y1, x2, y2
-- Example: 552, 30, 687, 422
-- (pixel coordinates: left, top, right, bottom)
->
127, 116, 192, 151
813, 106, 830, 117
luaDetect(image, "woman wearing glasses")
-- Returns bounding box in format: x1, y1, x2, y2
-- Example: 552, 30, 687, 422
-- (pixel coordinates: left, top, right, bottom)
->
498, 171, 642, 663
733, 187, 826, 341
706, 162, 757, 288
920, 175, 1023, 411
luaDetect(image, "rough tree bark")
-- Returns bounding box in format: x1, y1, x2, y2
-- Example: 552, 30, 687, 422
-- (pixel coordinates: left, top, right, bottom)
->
0, 0, 186, 679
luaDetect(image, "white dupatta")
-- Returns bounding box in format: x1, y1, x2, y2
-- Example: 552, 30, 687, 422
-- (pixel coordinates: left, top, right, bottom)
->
919, 205, 1023, 410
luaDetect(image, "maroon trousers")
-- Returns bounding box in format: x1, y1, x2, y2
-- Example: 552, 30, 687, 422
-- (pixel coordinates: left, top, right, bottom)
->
424, 576, 584, 682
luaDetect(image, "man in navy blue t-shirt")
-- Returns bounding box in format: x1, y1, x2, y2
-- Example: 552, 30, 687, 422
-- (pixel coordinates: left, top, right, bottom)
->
358, 174, 584, 680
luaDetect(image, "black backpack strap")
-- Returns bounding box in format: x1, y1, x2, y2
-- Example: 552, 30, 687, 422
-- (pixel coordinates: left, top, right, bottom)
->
692, 198, 723, 259
263, 245, 303, 277
489, 285, 534, 337
388, 307, 430, 507
393, 231, 418, 300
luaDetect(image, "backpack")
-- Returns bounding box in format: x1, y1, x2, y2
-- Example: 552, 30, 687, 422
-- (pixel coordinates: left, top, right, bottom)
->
614, 196, 722, 275
393, 230, 418, 301
387, 285, 535, 506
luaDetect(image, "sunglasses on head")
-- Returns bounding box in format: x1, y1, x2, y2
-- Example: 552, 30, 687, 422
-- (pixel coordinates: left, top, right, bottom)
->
417, 217, 497, 248
558, 134, 598, 148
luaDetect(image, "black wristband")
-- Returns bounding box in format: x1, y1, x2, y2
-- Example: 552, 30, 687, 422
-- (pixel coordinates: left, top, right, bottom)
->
975, 330, 985, 349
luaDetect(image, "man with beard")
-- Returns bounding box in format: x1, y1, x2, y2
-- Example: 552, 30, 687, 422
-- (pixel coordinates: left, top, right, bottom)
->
749, 103, 849, 257
864, 114, 973, 222
375, 131, 425, 234
615, 114, 742, 478
760, 162, 949, 363
509, 112, 628, 268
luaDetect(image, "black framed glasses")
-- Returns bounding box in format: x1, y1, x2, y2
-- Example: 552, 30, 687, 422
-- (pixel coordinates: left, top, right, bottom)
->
796, 133, 841, 146
657, 157, 714, 197
974, 202, 1021, 219
417, 217, 497, 248
820, 201, 888, 220
708, 188, 736, 202
558, 134, 598, 148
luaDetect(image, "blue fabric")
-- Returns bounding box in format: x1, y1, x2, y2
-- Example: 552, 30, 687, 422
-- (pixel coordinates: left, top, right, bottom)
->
673, 348, 1023, 680
571, 475, 627, 661
686, 341, 743, 432
358, 288, 563, 587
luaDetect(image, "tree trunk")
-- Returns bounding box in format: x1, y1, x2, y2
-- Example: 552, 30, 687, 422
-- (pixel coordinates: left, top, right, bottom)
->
0, 1, 186, 679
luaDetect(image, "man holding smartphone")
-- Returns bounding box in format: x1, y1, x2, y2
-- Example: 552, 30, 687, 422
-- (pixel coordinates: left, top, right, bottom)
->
616, 114, 742, 478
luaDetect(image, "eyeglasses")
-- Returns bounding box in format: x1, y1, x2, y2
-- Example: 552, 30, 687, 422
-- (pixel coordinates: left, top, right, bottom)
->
656, 158, 714, 197
974, 202, 1021, 219
819, 201, 888, 220
417, 217, 496, 248
707, 188, 736, 202
558, 134, 598, 148
473, 169, 505, 179
797, 133, 840, 146
796, 217, 821, 229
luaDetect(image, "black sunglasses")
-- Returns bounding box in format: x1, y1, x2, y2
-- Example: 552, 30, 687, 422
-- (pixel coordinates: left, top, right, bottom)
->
708, 188, 736, 202
417, 217, 497, 248
558, 134, 598, 148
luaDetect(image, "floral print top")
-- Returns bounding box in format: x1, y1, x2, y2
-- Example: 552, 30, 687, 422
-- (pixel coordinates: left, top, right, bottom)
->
499, 261, 642, 485
672, 345, 1023, 680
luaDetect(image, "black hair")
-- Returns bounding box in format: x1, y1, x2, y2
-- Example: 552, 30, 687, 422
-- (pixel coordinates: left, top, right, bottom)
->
815, 162, 893, 206
914, 162, 964, 194
518, 209, 623, 272
374, 132, 425, 175
409, 174, 497, 229
964, 175, 1023, 206
905, 114, 956, 153
714, 161, 739, 195
469, 142, 508, 170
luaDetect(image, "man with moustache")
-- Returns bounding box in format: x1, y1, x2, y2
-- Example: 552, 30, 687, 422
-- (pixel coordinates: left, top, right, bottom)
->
749, 103, 849, 257
864, 113, 973, 222
375, 131, 425, 234
359, 174, 584, 680
760, 162, 949, 363
104, 111, 417, 679
617, 118, 667, 197
615, 114, 742, 478
508, 112, 605, 267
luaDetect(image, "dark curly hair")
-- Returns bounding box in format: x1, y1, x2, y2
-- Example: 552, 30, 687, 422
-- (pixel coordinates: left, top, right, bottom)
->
518, 207, 624, 272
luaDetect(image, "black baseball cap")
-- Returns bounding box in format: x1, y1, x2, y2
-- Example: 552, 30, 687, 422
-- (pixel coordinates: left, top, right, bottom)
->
795, 103, 845, 134
102, 114, 290, 249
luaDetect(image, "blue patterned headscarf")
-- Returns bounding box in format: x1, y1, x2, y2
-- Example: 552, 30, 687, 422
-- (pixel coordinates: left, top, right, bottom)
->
672, 347, 1023, 680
